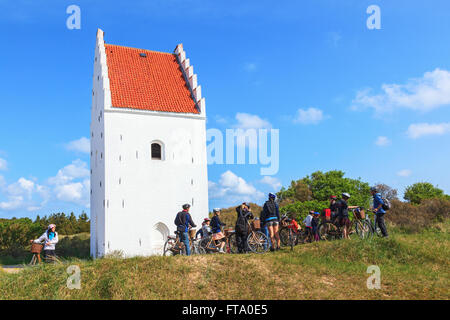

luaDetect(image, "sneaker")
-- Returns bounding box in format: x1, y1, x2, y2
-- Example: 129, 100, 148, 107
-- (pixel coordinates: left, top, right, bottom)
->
270, 247, 275, 252
219, 248, 225, 253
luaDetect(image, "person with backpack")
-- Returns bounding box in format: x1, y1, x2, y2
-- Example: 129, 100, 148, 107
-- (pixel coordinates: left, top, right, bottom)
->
371, 187, 389, 238
174, 204, 197, 256
261, 193, 281, 251
235, 202, 254, 253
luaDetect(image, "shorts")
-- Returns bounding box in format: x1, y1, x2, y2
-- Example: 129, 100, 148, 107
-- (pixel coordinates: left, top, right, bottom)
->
212, 232, 225, 241
266, 220, 279, 227
338, 217, 350, 228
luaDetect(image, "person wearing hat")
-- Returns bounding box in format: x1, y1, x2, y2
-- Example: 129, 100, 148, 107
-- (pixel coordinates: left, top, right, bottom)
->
30, 224, 59, 260
336, 193, 358, 239
235, 202, 254, 253
174, 204, 197, 255
261, 193, 281, 251
211, 208, 227, 253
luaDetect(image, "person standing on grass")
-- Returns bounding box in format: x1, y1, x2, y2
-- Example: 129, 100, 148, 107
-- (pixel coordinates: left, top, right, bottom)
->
174, 204, 197, 256
336, 193, 358, 239
31, 224, 59, 260
371, 187, 389, 238
211, 208, 227, 253
261, 193, 281, 251
235, 202, 254, 253
303, 211, 314, 242
311, 212, 321, 241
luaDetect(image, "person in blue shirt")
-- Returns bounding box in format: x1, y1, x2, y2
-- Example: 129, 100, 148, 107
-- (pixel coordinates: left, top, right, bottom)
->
210, 208, 227, 253
260, 193, 281, 251
174, 204, 197, 255
371, 187, 389, 237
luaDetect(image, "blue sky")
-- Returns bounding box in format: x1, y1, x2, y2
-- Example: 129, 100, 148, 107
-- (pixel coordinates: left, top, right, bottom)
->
1, 0, 450, 218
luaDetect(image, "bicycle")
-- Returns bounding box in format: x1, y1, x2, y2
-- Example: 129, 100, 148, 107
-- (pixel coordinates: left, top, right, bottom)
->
279, 215, 299, 250
29, 242, 62, 265
245, 218, 269, 253
318, 207, 373, 241
163, 231, 186, 256
366, 209, 384, 237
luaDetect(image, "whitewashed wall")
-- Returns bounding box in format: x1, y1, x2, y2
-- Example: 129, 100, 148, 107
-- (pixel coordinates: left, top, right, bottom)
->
90, 29, 208, 258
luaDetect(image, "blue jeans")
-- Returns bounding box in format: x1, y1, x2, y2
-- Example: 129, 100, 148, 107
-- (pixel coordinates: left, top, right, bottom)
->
181, 232, 191, 256
262, 225, 272, 250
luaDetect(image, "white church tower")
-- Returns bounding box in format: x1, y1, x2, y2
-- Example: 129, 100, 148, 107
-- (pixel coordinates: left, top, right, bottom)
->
90, 29, 208, 257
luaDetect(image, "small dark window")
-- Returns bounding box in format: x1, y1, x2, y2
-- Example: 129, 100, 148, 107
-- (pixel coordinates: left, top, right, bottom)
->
151, 143, 162, 160
139, 53, 147, 58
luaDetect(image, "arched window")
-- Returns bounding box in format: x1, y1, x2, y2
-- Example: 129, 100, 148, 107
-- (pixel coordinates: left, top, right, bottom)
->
151, 142, 162, 160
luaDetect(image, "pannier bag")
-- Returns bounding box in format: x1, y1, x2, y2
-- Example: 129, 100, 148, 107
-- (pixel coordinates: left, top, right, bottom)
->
252, 219, 261, 230
322, 208, 331, 221
188, 228, 196, 239
354, 208, 365, 219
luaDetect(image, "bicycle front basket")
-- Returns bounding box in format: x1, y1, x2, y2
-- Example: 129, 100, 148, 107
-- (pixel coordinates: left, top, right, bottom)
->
31, 243, 43, 253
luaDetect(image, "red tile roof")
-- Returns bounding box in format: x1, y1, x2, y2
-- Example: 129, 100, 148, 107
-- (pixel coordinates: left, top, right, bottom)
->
104, 44, 199, 114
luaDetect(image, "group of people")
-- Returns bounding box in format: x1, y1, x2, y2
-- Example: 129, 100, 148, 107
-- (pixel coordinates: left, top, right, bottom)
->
328, 187, 389, 239
174, 186, 389, 255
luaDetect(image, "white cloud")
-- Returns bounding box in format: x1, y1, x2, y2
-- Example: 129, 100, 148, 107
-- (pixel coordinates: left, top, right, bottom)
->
352, 68, 450, 114
259, 176, 282, 191
66, 137, 90, 154
0, 159, 91, 212
0, 158, 7, 171
234, 113, 272, 130
293, 107, 324, 125
397, 169, 412, 177
209, 171, 264, 202
406, 122, 450, 139
48, 159, 89, 185
0, 196, 24, 211
375, 136, 391, 146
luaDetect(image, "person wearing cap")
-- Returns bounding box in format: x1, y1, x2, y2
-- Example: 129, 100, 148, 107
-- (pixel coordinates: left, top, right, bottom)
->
30, 224, 59, 260
261, 193, 281, 251
235, 202, 254, 253
336, 193, 358, 239
370, 187, 389, 238
174, 204, 197, 255
211, 208, 227, 253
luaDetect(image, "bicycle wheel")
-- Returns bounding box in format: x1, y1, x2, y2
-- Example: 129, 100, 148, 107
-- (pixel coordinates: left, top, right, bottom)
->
279, 227, 289, 247
163, 237, 177, 256
247, 231, 269, 253
226, 233, 238, 253
354, 220, 373, 240
318, 221, 341, 241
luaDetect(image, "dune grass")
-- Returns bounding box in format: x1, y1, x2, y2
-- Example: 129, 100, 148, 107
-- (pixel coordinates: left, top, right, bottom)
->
0, 224, 448, 300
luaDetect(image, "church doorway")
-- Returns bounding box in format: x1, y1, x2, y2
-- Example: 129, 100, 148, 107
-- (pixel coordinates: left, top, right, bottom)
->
152, 222, 170, 255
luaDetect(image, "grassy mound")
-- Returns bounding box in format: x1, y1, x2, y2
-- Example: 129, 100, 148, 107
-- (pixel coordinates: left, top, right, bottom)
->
1, 224, 448, 300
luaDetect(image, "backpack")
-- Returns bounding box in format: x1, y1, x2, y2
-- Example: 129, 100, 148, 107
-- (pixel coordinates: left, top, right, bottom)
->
381, 197, 391, 211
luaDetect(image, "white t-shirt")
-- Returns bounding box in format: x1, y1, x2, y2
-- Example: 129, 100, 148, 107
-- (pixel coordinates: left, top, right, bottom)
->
303, 215, 313, 227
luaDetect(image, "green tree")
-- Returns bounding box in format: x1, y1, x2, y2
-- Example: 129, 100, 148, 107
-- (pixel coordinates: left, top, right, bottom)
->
404, 182, 445, 204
